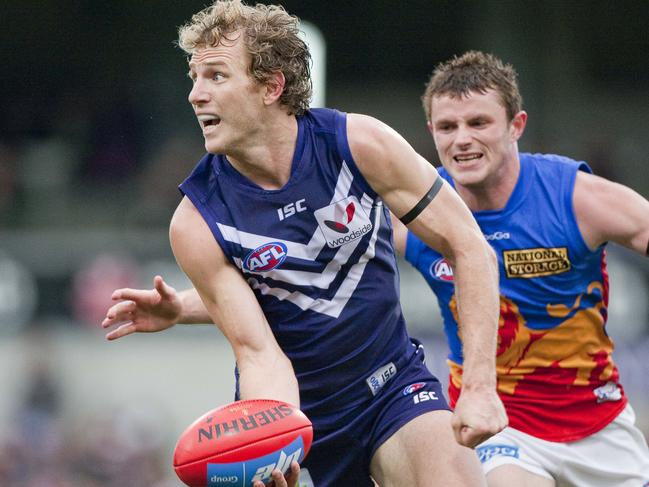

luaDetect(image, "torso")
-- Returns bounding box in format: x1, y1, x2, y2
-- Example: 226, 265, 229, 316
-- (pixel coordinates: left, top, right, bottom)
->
405, 153, 627, 442
180, 108, 414, 423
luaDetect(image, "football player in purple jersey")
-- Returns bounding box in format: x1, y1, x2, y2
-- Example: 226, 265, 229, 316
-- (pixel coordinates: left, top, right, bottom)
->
102, 2, 506, 486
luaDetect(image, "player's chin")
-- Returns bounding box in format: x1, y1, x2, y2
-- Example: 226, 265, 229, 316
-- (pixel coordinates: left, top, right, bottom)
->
204, 141, 222, 154
450, 168, 488, 188
203, 136, 225, 155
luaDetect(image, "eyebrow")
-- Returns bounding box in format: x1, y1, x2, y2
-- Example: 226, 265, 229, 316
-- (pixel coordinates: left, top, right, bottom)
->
188, 60, 227, 70
434, 114, 490, 124
187, 61, 229, 79
434, 118, 455, 125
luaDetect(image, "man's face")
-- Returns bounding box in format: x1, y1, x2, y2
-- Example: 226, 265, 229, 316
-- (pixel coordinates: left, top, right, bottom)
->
187, 33, 265, 154
429, 89, 525, 189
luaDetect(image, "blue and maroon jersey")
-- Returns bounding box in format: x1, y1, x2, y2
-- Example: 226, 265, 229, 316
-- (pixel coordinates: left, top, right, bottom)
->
405, 153, 626, 442
180, 108, 413, 425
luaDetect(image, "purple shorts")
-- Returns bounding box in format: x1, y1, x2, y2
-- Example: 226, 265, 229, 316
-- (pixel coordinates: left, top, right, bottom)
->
300, 341, 449, 486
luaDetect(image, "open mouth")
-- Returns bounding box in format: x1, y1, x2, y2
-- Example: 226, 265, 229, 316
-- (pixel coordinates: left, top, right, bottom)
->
197, 114, 221, 128
454, 153, 482, 163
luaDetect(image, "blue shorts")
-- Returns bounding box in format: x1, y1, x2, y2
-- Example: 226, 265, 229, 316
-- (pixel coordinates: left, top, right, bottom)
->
300, 341, 449, 486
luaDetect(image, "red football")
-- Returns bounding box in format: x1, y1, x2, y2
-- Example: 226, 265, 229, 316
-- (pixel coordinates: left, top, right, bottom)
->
173, 399, 313, 487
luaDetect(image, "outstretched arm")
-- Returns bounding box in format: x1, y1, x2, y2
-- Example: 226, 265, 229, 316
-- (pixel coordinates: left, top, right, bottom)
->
573, 171, 649, 255
347, 114, 506, 448
170, 196, 299, 406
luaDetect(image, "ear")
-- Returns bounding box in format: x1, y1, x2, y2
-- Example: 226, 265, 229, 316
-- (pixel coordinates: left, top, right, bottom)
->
263, 71, 286, 106
426, 121, 434, 136
510, 110, 528, 141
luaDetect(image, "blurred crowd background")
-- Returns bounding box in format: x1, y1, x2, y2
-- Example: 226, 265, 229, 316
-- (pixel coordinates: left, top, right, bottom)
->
1, 1, 649, 485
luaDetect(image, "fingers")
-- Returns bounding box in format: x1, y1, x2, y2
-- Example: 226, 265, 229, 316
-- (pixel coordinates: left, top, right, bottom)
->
457, 425, 494, 449
153, 275, 173, 299
272, 462, 300, 487
452, 411, 505, 448
105, 322, 137, 341
111, 287, 154, 303
272, 469, 287, 487
452, 420, 478, 448
451, 391, 508, 448
284, 461, 300, 487
251, 462, 300, 487
451, 416, 463, 445
269, 468, 288, 487
102, 300, 137, 328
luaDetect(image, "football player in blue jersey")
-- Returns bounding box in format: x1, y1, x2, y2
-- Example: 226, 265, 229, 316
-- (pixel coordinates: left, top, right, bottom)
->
391, 51, 649, 486
102, 2, 507, 486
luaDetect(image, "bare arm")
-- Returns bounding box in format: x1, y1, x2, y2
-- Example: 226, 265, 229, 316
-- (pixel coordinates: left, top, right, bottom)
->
347, 114, 505, 447
574, 171, 649, 255
389, 211, 408, 256
170, 196, 299, 406
176, 287, 213, 323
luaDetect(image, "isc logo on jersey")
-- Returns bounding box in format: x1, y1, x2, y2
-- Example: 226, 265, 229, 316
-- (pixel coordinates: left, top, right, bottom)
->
243, 242, 288, 272
403, 382, 438, 404
429, 258, 454, 282
314, 196, 373, 248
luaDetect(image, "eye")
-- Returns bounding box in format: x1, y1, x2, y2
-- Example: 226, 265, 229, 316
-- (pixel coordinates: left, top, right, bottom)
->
212, 72, 225, 81
436, 123, 454, 132
470, 118, 488, 127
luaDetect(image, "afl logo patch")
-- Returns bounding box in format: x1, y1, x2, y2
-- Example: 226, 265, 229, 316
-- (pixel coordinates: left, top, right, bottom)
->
430, 257, 454, 282
403, 382, 426, 396
243, 242, 288, 272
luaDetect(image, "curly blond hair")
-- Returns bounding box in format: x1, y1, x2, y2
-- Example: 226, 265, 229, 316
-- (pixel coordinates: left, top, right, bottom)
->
422, 51, 522, 122
178, 0, 312, 115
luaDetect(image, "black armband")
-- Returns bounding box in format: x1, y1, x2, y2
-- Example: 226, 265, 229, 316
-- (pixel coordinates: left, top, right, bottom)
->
646, 238, 649, 256
399, 176, 444, 225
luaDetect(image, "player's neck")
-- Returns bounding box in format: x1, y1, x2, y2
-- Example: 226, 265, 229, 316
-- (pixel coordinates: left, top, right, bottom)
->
455, 156, 521, 212
227, 113, 299, 190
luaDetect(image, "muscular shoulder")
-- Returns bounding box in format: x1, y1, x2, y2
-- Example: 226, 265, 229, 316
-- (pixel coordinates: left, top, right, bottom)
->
346, 113, 430, 198
574, 171, 649, 252
346, 114, 405, 168
170, 197, 203, 240
170, 197, 228, 275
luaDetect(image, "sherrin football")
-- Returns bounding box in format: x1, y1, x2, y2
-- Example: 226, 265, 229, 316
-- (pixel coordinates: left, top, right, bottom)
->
173, 399, 313, 487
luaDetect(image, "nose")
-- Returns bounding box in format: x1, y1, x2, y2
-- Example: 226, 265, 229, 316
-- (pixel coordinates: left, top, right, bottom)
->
454, 124, 473, 148
188, 79, 209, 106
